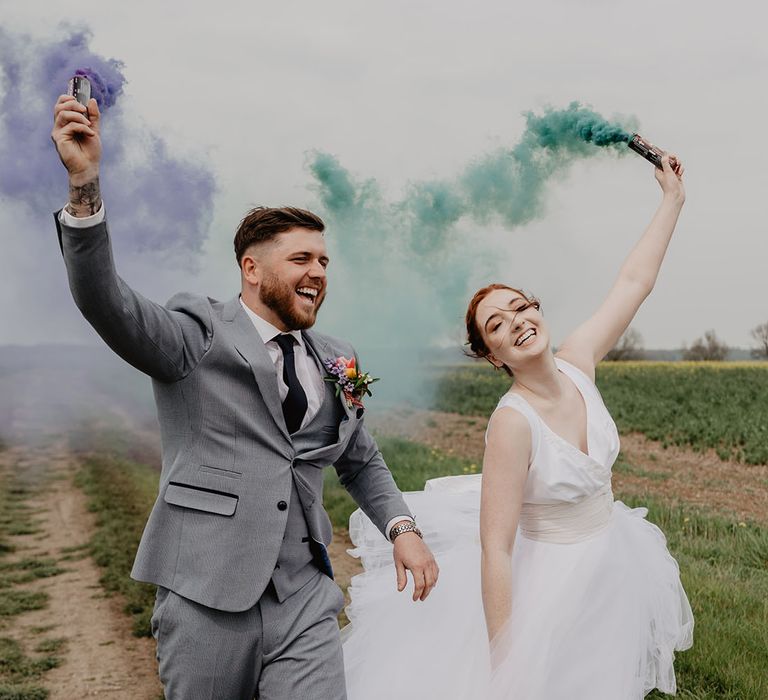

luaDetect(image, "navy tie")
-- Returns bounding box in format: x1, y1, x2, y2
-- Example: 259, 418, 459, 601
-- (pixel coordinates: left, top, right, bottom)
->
274, 334, 308, 434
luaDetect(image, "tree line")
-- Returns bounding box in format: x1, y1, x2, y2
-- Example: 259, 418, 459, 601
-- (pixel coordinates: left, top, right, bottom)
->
605, 322, 768, 362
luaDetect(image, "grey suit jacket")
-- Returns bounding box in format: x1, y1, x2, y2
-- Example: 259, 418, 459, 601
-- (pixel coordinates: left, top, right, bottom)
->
55, 214, 411, 612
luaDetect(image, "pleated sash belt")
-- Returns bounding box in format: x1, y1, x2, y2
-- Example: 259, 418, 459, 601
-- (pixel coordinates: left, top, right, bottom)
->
519, 484, 614, 544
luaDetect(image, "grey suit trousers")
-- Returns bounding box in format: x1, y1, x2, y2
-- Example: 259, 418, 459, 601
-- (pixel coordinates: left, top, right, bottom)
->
152, 571, 347, 700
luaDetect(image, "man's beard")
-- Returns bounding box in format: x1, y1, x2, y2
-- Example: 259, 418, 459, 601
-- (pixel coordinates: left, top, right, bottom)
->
259, 272, 325, 330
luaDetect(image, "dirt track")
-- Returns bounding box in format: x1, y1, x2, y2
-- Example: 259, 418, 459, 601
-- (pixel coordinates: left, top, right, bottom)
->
1, 443, 162, 699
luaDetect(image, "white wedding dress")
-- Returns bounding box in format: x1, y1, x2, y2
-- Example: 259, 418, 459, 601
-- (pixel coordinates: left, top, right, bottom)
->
342, 359, 693, 699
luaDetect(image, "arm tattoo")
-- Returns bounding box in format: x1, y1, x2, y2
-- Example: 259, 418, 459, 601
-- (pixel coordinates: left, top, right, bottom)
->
66, 177, 102, 217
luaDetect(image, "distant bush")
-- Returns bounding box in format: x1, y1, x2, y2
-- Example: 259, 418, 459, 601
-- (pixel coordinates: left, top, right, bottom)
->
683, 330, 729, 361
750, 322, 768, 360
604, 328, 645, 361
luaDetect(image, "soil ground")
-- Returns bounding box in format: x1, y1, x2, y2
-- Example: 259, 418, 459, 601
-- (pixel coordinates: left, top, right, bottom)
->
1, 442, 162, 699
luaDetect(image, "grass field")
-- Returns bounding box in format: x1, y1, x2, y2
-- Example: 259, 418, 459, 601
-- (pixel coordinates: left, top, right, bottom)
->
432, 361, 768, 464
67, 358, 768, 698
622, 495, 768, 699
71, 428, 768, 698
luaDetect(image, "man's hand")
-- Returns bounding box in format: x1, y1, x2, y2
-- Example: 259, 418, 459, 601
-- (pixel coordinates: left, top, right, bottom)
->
51, 94, 103, 217
392, 529, 439, 602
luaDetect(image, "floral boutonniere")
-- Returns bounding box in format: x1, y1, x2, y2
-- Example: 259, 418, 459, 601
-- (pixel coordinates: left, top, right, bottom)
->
323, 356, 379, 409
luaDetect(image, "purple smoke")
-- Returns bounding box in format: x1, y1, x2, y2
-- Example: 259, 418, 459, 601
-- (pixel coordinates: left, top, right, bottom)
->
0, 26, 215, 256
73, 67, 122, 109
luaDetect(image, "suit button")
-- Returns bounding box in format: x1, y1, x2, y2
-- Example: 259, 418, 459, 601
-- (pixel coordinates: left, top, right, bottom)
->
277, 500, 288, 511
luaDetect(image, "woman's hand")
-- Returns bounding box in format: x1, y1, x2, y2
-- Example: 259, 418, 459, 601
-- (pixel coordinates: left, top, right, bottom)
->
655, 153, 685, 203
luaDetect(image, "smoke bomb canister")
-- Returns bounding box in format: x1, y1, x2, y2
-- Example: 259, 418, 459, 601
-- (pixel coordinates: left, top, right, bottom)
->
67, 75, 91, 109
628, 133, 677, 170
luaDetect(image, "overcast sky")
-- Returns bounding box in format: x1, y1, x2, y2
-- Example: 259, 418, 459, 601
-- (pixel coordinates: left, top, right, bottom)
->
1, 0, 766, 350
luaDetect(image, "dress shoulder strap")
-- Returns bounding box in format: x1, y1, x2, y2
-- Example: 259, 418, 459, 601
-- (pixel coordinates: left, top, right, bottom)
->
555, 358, 600, 400
486, 393, 541, 467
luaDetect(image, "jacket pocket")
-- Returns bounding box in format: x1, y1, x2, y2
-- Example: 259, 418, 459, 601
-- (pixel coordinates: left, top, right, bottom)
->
163, 482, 238, 516
199, 465, 242, 479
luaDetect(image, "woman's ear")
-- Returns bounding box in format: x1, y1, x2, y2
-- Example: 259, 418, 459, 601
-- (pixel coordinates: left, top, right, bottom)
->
486, 353, 504, 370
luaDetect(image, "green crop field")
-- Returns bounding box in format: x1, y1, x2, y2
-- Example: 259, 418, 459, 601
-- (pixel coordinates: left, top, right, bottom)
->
66, 360, 768, 700
432, 361, 768, 464
72, 432, 768, 699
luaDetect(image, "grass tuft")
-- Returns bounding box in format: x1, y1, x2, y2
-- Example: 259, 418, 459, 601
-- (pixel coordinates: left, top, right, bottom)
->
75, 456, 159, 637
0, 636, 61, 692
0, 685, 48, 700
0, 591, 48, 618
0, 560, 65, 587
31, 640, 64, 656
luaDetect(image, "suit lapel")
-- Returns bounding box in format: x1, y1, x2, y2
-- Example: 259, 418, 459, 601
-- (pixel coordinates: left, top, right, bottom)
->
220, 300, 356, 451
303, 330, 356, 445
223, 296, 290, 442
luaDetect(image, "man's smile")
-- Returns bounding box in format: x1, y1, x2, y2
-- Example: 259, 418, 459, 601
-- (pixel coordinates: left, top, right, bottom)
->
296, 286, 320, 305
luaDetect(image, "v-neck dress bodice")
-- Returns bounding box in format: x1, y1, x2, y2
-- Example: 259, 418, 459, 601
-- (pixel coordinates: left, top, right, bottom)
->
341, 358, 693, 700
497, 358, 619, 506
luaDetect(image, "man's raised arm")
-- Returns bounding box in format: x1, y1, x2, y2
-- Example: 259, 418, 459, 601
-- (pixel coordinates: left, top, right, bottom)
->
51, 94, 211, 381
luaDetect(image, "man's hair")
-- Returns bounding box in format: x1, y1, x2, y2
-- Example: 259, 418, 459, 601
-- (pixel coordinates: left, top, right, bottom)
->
234, 206, 325, 265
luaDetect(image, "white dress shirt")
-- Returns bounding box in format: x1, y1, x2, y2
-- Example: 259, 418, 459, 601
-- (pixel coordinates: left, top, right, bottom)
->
59, 202, 413, 539
239, 298, 324, 430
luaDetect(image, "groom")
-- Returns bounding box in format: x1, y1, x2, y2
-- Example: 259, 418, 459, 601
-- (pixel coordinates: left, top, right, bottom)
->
50, 94, 438, 698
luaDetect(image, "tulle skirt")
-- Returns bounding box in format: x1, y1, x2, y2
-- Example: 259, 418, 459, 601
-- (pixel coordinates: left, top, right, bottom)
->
342, 476, 693, 700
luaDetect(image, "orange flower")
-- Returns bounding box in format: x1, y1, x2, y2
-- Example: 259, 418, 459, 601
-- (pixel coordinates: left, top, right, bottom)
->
323, 355, 379, 409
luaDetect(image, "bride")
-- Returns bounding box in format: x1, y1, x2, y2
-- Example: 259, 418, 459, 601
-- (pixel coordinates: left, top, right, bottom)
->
342, 154, 693, 699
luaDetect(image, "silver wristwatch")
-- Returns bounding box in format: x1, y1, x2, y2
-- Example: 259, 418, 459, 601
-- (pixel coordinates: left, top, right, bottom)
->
390, 521, 423, 541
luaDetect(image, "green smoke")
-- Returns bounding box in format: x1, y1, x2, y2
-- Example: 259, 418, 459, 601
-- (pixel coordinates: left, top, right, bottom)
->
308, 103, 636, 402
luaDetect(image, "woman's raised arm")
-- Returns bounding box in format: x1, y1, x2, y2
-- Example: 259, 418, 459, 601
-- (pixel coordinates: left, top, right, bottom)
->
558, 154, 686, 379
